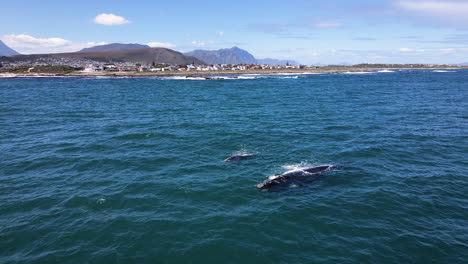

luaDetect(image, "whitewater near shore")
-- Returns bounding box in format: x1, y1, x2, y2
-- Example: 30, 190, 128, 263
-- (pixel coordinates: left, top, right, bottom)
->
0, 67, 464, 78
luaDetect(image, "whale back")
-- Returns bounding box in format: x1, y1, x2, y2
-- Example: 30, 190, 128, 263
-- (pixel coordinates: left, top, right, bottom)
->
224, 153, 255, 162
303, 165, 333, 174
257, 165, 335, 190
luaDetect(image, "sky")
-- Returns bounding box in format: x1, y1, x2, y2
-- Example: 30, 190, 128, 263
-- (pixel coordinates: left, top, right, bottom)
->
1, 0, 468, 64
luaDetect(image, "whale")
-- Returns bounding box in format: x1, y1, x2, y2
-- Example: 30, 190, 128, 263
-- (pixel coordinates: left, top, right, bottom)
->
224, 153, 256, 162
256, 165, 335, 189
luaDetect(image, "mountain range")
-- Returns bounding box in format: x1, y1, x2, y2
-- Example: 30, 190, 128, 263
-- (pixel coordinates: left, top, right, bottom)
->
185, 47, 257, 65
62, 48, 204, 65
1, 42, 300, 65
257, 58, 298, 65
4, 48, 204, 65
185, 47, 299, 65
0, 40, 19, 56
78, 43, 150, 53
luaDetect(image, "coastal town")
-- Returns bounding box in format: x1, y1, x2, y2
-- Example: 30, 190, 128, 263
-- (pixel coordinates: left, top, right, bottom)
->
0, 56, 311, 73
0, 56, 462, 75
0, 42, 465, 75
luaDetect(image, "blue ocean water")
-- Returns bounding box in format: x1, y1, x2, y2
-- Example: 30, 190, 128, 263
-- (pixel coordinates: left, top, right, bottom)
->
0, 70, 467, 263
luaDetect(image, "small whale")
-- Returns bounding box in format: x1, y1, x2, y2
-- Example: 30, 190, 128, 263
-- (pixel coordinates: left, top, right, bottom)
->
224, 153, 256, 162
256, 165, 335, 189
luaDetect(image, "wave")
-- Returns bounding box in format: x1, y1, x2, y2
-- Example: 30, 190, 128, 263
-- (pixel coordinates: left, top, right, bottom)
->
268, 72, 299, 75
377, 70, 395, 73
161, 75, 300, 80
278, 76, 299, 79
343, 71, 374, 74
264, 162, 334, 180
281, 161, 334, 171
433, 70, 454, 73
161, 76, 208, 80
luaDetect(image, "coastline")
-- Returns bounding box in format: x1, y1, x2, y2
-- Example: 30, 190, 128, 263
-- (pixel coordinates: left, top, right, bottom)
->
0, 67, 465, 78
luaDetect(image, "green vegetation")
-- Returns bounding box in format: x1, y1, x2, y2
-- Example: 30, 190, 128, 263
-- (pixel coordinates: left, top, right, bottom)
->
6, 65, 81, 74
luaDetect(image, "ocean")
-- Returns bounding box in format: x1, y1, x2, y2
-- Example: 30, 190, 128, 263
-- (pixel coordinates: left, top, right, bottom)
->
1, 70, 467, 263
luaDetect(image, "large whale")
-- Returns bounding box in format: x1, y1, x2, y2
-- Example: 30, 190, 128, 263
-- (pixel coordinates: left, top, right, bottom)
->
224, 153, 256, 162
256, 165, 335, 189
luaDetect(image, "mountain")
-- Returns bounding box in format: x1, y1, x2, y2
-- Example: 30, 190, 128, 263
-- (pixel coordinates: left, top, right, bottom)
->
62, 48, 204, 64
5, 48, 205, 65
257, 58, 299, 65
78, 43, 150, 53
0, 40, 19, 56
185, 47, 257, 64
457, 62, 468, 66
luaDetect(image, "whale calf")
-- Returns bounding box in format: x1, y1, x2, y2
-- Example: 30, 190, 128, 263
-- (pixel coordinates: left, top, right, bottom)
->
224, 153, 256, 162
256, 165, 335, 189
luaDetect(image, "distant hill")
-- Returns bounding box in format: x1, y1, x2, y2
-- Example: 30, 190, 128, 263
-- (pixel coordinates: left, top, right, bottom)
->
78, 43, 150, 53
185, 47, 257, 65
257, 58, 299, 65
457, 62, 468, 66
0, 40, 19, 56
6, 48, 205, 65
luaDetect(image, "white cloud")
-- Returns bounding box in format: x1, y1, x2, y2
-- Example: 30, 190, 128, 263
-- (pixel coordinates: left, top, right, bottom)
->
2, 34, 71, 48
93, 13, 130, 26
86, 41, 108, 47
191, 41, 205, 46
395, 1, 468, 29
439, 48, 456, 54
216, 31, 224, 36
147, 42, 176, 49
1, 34, 107, 54
399, 47, 425, 52
396, 1, 468, 14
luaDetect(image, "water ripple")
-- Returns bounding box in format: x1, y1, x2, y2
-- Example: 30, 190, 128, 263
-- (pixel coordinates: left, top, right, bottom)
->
0, 71, 467, 263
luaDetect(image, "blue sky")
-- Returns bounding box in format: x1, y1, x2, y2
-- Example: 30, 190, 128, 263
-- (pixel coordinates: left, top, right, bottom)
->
1, 0, 468, 64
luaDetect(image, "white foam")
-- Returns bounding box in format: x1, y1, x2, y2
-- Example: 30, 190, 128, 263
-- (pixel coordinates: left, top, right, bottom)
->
377, 70, 395, 73
282, 162, 335, 172
282, 161, 312, 171
268, 175, 280, 180
270, 76, 299, 79
271, 72, 298, 75
433, 70, 453, 73
185, 77, 207, 80
233, 150, 251, 156
206, 76, 256, 80
161, 76, 185, 80
343, 71, 374, 74
162, 76, 207, 80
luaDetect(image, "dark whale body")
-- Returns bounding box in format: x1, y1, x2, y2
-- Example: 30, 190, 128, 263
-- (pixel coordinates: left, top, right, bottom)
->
224, 154, 256, 162
257, 165, 335, 189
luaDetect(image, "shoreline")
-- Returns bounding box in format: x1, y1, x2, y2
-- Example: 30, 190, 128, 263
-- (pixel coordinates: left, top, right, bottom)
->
0, 67, 465, 78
